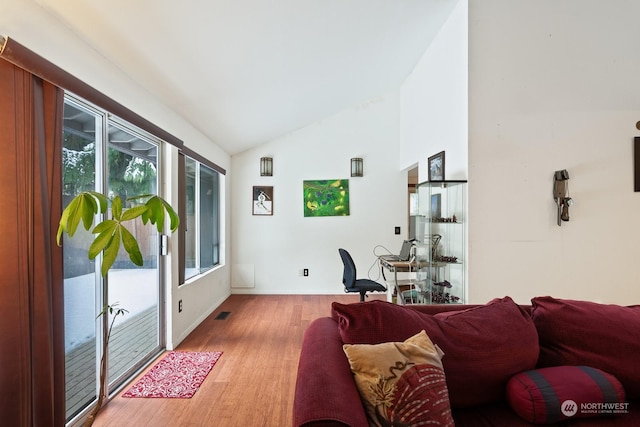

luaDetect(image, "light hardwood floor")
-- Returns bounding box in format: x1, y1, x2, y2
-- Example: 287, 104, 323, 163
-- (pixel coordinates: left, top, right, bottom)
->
93, 294, 384, 427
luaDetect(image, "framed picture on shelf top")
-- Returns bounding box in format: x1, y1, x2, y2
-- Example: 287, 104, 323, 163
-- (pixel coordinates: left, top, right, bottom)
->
428, 151, 445, 181
252, 186, 273, 215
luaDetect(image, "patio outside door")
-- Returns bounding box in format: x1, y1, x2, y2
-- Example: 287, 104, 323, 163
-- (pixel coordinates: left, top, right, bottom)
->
62, 96, 164, 424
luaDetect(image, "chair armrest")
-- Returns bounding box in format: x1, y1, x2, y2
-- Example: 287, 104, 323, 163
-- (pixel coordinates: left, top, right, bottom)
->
293, 317, 368, 427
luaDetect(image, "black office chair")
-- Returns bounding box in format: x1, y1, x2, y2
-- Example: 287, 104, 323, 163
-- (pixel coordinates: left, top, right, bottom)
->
338, 248, 387, 302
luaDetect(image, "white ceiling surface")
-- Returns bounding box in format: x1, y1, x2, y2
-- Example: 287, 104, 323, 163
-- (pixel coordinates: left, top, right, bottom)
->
36, 0, 456, 155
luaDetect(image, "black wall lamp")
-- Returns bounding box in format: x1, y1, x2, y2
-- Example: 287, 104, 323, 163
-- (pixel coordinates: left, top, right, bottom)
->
351, 158, 363, 177
260, 157, 273, 176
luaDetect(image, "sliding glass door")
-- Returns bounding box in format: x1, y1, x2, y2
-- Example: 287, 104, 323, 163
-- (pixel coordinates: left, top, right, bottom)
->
106, 122, 161, 385
62, 96, 164, 423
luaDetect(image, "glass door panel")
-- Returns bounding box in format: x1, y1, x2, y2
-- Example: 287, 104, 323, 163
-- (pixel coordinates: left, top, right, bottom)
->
62, 99, 101, 421
63, 96, 165, 424
106, 123, 161, 387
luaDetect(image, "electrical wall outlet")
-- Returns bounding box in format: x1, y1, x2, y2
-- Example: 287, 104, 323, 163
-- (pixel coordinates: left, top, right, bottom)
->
303, 268, 309, 277
178, 299, 183, 313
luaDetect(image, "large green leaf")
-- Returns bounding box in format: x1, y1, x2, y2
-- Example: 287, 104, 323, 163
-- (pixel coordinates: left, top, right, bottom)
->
101, 228, 121, 276
121, 205, 148, 222
57, 192, 109, 245
57, 196, 80, 244
89, 220, 118, 260
160, 198, 180, 232
147, 196, 180, 233
80, 193, 97, 231
111, 196, 123, 221
88, 191, 108, 213
120, 226, 143, 266
141, 196, 160, 226
127, 194, 179, 233
152, 203, 165, 233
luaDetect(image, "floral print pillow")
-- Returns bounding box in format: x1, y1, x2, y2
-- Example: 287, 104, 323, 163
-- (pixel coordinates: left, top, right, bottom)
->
343, 330, 454, 427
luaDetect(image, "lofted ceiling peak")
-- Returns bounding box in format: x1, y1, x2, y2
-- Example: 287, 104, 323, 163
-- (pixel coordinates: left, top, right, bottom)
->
36, 0, 459, 154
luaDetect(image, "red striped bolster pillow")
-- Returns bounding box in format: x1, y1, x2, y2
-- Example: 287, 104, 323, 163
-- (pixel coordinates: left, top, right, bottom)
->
506, 366, 627, 424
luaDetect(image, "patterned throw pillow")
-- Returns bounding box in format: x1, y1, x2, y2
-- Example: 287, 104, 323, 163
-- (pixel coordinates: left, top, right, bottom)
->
343, 330, 454, 427
507, 366, 627, 424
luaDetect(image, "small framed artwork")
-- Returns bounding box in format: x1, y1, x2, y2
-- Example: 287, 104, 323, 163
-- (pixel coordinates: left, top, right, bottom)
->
430, 194, 441, 218
252, 186, 273, 215
428, 151, 445, 181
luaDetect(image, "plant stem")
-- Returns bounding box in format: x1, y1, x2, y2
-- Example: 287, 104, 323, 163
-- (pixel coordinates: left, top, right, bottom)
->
83, 308, 120, 427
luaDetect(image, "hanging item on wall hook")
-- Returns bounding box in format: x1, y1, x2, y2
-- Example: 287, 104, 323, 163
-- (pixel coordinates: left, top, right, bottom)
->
553, 170, 573, 226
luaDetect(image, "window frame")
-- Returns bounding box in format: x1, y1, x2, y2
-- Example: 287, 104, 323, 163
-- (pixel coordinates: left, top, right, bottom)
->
179, 153, 221, 284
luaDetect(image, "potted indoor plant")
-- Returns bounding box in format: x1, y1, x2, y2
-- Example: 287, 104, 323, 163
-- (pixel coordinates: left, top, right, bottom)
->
57, 191, 179, 426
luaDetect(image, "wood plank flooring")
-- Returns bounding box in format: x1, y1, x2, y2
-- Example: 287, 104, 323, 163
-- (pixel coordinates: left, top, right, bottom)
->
92, 294, 384, 427
66, 306, 158, 419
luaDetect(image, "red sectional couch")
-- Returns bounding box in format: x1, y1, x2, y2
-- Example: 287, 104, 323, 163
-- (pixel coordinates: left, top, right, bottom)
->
292, 296, 640, 426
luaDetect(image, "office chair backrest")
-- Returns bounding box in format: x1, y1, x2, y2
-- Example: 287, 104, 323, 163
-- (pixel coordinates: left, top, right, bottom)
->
338, 248, 356, 290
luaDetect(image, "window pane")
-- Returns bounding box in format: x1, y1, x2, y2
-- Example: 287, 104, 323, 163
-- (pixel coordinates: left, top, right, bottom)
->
182, 158, 220, 282
199, 164, 219, 271
63, 99, 99, 421
184, 157, 197, 280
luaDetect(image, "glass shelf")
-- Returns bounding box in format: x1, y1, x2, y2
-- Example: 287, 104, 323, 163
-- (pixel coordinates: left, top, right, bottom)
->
415, 180, 467, 304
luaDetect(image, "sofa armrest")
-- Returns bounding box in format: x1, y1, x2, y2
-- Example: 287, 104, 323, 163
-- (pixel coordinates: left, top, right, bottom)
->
293, 317, 368, 427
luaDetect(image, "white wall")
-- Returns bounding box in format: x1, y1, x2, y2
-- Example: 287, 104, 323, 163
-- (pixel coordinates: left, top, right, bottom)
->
229, 0, 469, 298
230, 93, 407, 294
468, 0, 640, 304
1, 0, 231, 348
400, 0, 468, 183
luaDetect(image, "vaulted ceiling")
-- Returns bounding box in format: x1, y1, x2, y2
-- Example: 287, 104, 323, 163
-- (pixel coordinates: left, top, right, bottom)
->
36, 0, 458, 154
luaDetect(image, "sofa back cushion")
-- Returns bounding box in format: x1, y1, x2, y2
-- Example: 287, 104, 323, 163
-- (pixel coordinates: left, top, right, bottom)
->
331, 297, 539, 408
532, 296, 640, 399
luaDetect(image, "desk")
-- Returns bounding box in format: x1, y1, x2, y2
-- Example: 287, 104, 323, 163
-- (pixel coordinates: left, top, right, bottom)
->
378, 258, 424, 304
379, 258, 454, 304
379, 258, 413, 279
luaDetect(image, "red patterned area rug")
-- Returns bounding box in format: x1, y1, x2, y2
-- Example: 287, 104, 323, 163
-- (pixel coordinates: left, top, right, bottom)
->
122, 351, 222, 398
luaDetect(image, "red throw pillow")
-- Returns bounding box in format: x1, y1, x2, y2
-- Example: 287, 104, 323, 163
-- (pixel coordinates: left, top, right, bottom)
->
331, 297, 539, 408
507, 366, 627, 424
531, 296, 640, 399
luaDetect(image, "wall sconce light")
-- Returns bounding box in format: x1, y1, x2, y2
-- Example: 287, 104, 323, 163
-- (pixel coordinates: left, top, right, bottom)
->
260, 157, 273, 176
351, 158, 363, 177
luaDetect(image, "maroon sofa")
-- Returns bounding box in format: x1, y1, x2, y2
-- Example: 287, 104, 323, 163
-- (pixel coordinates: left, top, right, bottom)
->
293, 296, 640, 426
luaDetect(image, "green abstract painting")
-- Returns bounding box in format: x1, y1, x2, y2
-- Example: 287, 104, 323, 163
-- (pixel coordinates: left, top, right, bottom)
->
303, 179, 350, 217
